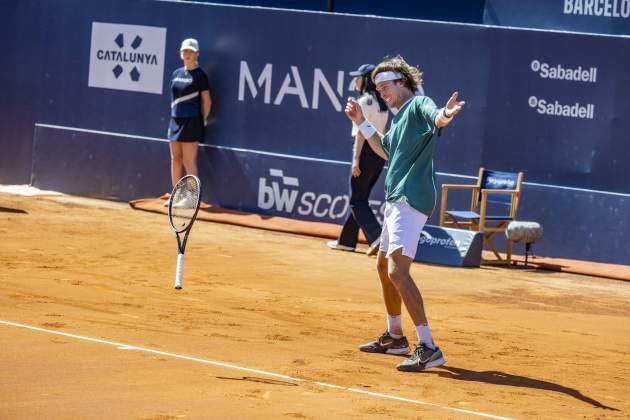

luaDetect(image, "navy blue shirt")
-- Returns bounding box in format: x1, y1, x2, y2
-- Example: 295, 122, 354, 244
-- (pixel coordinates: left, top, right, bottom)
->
170, 67, 209, 118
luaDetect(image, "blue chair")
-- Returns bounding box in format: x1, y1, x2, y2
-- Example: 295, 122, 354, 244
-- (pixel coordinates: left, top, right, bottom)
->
439, 168, 524, 263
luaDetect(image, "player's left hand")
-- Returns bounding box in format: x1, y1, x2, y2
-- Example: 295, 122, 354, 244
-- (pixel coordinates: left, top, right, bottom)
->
345, 98, 365, 125
444, 91, 466, 118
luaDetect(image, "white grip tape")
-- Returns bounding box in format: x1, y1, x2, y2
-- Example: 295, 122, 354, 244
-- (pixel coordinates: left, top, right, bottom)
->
358, 119, 376, 139
174, 253, 185, 289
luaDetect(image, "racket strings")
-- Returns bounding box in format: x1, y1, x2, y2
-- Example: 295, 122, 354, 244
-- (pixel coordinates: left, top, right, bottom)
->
170, 177, 200, 231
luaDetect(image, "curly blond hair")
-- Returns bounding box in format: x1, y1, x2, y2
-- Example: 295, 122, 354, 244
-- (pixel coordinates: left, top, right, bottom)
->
371, 55, 423, 92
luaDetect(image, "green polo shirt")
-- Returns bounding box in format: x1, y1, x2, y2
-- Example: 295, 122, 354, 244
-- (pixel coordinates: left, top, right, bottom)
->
381, 96, 441, 216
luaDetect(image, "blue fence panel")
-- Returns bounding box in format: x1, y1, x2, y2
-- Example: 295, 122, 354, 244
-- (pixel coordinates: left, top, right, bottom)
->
484, 0, 630, 36
482, 26, 628, 193
31, 126, 171, 200
184, 0, 486, 23
1, 0, 629, 265
334, 0, 485, 23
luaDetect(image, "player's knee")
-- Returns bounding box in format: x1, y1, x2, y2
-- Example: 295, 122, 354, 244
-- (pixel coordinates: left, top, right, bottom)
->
171, 154, 183, 165
387, 265, 409, 287
376, 255, 388, 275
182, 158, 196, 170
377, 263, 388, 278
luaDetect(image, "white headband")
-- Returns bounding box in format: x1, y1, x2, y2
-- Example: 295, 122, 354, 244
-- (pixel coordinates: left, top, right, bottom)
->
374, 71, 403, 84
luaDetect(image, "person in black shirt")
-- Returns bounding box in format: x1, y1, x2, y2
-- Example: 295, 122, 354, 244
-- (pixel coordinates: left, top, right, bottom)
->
327, 64, 388, 256
167, 38, 212, 192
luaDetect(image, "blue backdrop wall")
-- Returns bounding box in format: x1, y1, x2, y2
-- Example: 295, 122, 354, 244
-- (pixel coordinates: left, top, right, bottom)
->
201, 0, 486, 24
484, 0, 630, 35
0, 0, 628, 265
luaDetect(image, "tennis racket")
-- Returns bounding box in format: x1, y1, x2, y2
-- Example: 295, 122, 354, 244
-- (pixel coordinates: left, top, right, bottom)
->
168, 175, 202, 289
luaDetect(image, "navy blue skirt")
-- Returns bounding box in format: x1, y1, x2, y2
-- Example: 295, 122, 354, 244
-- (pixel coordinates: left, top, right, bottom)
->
168, 117, 204, 143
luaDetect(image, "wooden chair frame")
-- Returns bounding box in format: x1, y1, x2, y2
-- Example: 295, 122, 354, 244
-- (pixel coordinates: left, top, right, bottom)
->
439, 168, 524, 263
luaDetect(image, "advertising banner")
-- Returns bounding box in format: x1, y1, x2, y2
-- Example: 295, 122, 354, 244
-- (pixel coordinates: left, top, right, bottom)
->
484, 0, 630, 35
1, 0, 629, 264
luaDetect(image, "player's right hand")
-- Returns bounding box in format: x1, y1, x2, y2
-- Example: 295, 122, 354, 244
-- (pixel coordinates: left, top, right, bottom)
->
351, 163, 361, 178
345, 98, 364, 125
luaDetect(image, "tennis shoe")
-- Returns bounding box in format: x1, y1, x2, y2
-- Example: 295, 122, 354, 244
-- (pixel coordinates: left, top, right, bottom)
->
359, 331, 410, 355
366, 238, 381, 256
396, 343, 445, 372
172, 196, 194, 209
326, 240, 355, 252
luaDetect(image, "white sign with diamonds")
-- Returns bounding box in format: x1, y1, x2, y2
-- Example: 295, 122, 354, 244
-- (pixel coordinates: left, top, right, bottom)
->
88, 22, 167, 94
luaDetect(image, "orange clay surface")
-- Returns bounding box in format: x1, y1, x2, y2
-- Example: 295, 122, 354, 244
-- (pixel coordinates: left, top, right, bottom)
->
1, 193, 629, 419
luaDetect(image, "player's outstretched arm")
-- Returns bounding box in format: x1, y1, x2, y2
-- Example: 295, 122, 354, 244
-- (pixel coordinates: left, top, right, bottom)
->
435, 91, 466, 128
345, 98, 389, 161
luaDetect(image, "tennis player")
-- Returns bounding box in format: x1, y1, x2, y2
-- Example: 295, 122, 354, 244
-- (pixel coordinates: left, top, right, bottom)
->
167, 38, 211, 206
344, 56, 465, 372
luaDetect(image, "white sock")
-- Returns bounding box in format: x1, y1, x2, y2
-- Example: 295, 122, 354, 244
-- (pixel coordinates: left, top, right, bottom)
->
387, 314, 403, 338
415, 323, 436, 350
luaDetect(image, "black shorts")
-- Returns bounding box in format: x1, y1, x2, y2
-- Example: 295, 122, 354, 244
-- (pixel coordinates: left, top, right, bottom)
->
168, 116, 204, 143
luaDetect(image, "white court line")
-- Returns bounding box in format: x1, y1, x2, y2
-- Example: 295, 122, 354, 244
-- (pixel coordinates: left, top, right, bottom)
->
0, 319, 299, 382
34, 122, 630, 198
0, 319, 513, 420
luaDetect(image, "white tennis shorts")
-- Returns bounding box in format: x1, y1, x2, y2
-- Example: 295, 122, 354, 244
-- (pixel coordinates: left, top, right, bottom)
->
379, 200, 429, 259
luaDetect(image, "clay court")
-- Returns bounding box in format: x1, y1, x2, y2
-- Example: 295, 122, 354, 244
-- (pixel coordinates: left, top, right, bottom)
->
0, 192, 628, 419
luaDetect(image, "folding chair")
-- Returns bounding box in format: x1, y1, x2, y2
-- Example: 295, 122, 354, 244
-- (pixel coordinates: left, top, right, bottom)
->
439, 168, 524, 263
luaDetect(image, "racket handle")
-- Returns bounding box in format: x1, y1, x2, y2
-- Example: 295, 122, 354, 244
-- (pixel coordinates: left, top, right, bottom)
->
174, 253, 184, 289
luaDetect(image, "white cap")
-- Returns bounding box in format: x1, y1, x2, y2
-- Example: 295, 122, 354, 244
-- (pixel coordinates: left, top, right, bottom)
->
180, 38, 199, 52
